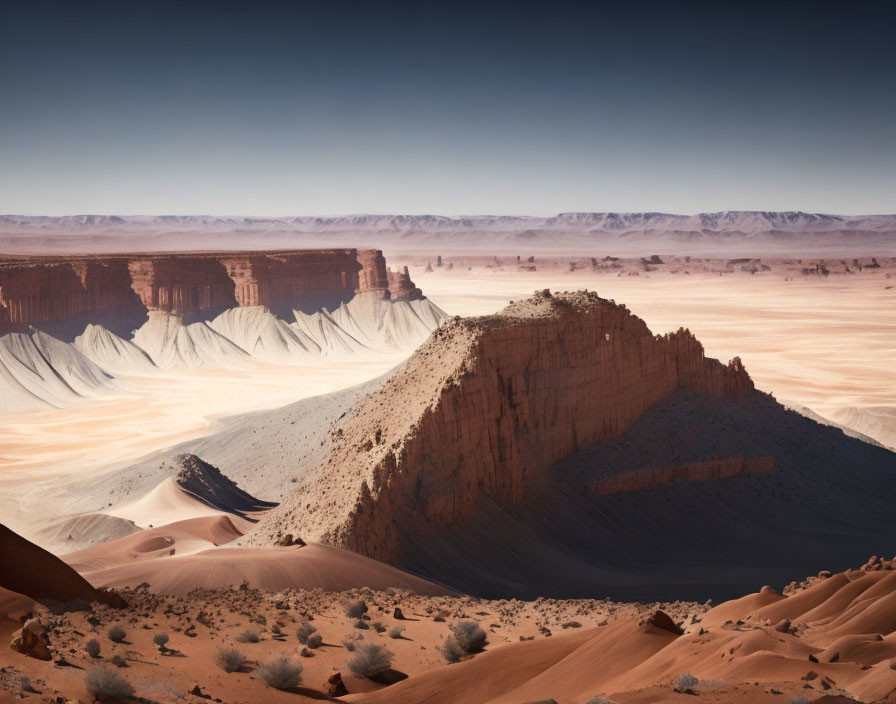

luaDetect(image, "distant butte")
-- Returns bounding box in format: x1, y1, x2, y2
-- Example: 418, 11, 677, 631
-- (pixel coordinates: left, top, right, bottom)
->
0, 249, 420, 340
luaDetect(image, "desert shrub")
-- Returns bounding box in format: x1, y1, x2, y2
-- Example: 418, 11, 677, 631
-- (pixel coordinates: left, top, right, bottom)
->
347, 643, 393, 678
786, 698, 808, 704
236, 629, 260, 643
343, 632, 364, 651
19, 677, 34, 693
372, 621, 386, 633
389, 626, 406, 639
152, 633, 169, 648
676, 673, 699, 688
438, 636, 465, 663
354, 619, 370, 630
449, 620, 487, 653
85, 638, 101, 658
107, 625, 126, 643
256, 658, 303, 690
587, 697, 616, 704
216, 647, 247, 673
270, 624, 281, 635
84, 666, 135, 702
345, 600, 368, 619
306, 633, 323, 649
296, 620, 317, 644
110, 655, 128, 668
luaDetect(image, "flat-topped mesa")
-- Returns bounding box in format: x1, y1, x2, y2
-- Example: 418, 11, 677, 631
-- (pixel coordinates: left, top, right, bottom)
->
0, 248, 411, 339
249, 289, 754, 562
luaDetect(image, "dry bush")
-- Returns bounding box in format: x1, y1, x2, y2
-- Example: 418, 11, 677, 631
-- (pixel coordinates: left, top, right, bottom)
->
256, 658, 303, 690
676, 673, 698, 688
85, 638, 101, 658
296, 620, 316, 644
107, 625, 126, 643
449, 620, 487, 653
216, 647, 248, 673
438, 636, 465, 663
306, 633, 323, 649
347, 643, 393, 678
236, 629, 260, 643
389, 626, 406, 639
84, 666, 135, 702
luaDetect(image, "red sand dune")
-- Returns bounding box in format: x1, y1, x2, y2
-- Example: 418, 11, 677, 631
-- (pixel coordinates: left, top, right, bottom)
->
62, 514, 453, 597
352, 561, 896, 704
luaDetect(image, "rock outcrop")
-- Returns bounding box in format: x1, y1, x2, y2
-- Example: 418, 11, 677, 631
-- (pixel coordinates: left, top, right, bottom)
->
171, 453, 277, 519
9, 618, 51, 660
250, 290, 753, 556
249, 290, 896, 600
0, 249, 411, 339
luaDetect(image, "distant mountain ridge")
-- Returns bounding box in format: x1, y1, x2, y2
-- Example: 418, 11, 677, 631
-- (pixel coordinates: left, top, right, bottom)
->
3, 210, 895, 232
3, 211, 894, 256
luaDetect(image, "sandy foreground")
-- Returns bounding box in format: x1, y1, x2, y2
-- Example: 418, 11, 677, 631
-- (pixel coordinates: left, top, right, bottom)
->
4, 557, 896, 704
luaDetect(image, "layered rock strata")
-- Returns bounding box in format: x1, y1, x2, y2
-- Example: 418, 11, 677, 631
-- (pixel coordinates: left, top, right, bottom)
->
0, 249, 410, 338
251, 290, 754, 561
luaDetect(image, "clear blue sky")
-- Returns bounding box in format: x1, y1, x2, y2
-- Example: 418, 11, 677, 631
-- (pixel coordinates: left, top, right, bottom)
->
1, 1, 894, 216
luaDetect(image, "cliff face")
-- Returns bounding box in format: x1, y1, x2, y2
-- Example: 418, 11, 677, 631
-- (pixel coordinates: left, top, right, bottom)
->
251, 290, 754, 562
0, 249, 405, 338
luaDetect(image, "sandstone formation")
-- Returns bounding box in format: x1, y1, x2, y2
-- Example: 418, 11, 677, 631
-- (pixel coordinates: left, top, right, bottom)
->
249, 290, 896, 600
586, 455, 775, 496
0, 249, 420, 339
9, 618, 51, 660
253, 290, 754, 558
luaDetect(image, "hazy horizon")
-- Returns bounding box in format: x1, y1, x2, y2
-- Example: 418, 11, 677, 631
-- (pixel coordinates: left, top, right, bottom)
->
4, 209, 896, 219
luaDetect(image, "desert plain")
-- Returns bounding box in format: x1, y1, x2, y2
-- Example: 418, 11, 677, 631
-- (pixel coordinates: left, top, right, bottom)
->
2, 247, 895, 704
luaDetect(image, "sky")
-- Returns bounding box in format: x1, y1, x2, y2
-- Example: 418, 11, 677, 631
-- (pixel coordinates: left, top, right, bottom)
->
1, 0, 894, 216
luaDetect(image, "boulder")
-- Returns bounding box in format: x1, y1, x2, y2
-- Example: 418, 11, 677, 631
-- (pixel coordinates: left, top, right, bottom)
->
326, 672, 348, 697
646, 610, 684, 636
10, 618, 51, 660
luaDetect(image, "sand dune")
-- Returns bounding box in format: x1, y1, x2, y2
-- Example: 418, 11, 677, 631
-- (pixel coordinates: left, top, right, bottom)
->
61, 512, 453, 596
105, 454, 275, 528
79, 542, 454, 596
33, 512, 140, 553
63, 514, 252, 573
354, 561, 896, 704
106, 476, 243, 528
